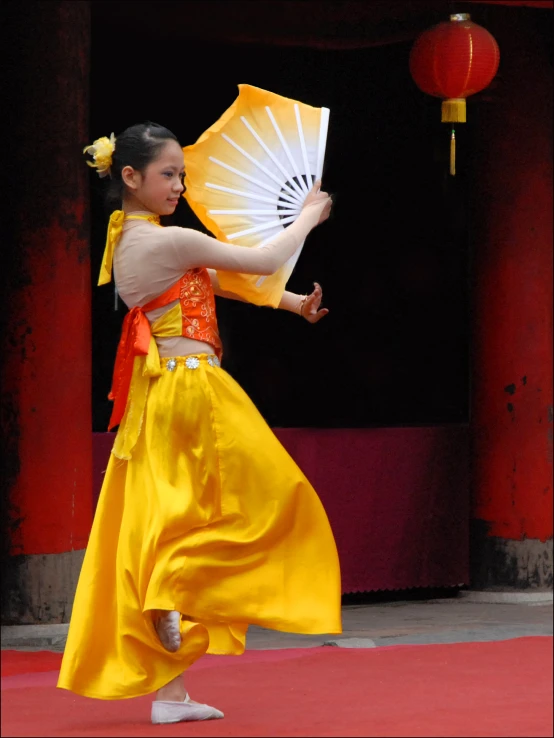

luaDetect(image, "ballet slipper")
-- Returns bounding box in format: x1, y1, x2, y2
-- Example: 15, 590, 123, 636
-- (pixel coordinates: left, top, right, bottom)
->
151, 694, 224, 724
154, 610, 181, 652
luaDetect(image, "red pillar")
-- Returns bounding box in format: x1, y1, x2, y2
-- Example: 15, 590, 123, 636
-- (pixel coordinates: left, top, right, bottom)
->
469, 7, 553, 588
1, 1, 92, 622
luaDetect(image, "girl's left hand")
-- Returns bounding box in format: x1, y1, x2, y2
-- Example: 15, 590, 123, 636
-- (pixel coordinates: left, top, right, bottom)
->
302, 282, 329, 324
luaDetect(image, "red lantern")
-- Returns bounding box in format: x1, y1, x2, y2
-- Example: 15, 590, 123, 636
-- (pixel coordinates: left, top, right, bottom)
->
409, 13, 500, 174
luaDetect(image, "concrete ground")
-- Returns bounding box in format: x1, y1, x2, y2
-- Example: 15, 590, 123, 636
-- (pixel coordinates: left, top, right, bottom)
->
2, 592, 552, 652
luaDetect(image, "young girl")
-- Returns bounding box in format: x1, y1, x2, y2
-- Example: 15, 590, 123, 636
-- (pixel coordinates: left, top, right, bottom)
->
57, 122, 341, 725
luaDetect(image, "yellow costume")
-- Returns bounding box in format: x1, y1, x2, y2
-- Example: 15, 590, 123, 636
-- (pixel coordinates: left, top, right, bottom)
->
57, 213, 342, 699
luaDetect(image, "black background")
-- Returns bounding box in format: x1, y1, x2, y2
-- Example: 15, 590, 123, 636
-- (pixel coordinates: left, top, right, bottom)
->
90, 15, 471, 431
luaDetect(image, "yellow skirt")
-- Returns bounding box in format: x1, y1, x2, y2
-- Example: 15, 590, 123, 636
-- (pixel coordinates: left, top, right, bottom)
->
57, 354, 342, 699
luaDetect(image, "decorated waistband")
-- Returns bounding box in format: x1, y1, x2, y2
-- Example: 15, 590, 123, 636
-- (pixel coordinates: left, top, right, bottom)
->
161, 355, 221, 371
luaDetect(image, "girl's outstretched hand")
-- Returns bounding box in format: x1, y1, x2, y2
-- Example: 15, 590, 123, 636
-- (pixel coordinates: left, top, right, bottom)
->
302, 282, 329, 324
302, 179, 332, 226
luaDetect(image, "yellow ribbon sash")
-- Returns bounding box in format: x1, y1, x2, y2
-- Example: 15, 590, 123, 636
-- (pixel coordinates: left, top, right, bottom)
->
97, 212, 161, 286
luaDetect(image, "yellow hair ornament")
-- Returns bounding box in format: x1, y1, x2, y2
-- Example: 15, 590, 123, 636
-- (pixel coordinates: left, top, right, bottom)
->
83, 132, 116, 178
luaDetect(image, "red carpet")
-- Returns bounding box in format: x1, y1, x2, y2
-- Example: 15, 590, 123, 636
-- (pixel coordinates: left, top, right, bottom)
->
2, 637, 552, 737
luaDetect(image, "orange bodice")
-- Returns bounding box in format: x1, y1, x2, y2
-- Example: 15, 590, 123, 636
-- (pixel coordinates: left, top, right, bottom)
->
108, 268, 222, 430
169, 268, 222, 356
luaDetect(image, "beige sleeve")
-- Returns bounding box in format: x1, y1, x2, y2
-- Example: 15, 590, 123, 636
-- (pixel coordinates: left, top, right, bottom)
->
277, 290, 305, 314
208, 270, 303, 313
163, 205, 324, 276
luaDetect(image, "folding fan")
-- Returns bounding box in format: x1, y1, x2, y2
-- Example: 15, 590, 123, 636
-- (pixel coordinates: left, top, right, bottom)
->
183, 84, 330, 307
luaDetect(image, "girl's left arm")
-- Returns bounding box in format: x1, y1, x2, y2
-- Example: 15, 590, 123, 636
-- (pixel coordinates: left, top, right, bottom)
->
208, 270, 329, 324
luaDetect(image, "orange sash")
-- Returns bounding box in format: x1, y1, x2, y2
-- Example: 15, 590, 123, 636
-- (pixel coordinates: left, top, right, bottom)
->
107, 290, 170, 430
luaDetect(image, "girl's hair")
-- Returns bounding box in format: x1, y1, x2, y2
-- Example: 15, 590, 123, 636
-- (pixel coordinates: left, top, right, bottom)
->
106, 121, 179, 207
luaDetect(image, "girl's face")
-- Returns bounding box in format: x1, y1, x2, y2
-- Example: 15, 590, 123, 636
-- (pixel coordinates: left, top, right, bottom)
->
122, 140, 185, 215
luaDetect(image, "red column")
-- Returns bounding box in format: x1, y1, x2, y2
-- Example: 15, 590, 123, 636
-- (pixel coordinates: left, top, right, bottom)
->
1, 1, 92, 622
469, 8, 553, 587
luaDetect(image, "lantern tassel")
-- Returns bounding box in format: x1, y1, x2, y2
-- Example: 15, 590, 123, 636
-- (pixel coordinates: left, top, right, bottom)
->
450, 128, 456, 176
441, 98, 466, 123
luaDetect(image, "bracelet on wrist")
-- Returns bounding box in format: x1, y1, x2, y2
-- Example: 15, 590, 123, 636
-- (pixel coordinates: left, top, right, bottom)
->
298, 295, 307, 317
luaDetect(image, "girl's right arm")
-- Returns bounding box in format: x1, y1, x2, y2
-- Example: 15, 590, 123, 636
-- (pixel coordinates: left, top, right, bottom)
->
165, 181, 332, 276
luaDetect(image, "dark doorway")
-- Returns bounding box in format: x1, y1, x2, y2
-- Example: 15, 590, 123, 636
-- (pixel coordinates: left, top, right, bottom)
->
90, 6, 470, 431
